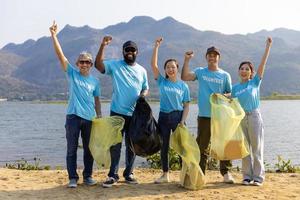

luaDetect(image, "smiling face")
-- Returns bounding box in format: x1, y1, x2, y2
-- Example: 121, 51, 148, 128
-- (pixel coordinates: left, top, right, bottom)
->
206, 52, 219, 67
77, 60, 93, 76
239, 62, 254, 82
164, 60, 178, 79
123, 46, 137, 65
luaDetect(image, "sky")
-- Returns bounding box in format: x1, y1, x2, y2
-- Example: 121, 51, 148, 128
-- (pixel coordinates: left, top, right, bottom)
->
1, 0, 300, 48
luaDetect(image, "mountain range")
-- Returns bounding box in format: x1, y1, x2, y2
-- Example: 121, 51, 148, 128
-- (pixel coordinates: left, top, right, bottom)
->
1, 16, 300, 100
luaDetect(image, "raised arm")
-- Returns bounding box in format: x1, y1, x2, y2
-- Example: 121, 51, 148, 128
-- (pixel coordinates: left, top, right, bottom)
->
151, 37, 163, 79
181, 51, 196, 81
49, 21, 68, 71
95, 36, 112, 73
257, 37, 272, 78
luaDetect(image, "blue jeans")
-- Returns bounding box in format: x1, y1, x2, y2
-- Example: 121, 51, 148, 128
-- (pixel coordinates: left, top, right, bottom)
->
158, 111, 183, 172
65, 114, 94, 180
108, 111, 135, 180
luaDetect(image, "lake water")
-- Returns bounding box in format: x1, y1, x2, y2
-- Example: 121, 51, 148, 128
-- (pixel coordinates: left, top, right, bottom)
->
0, 101, 299, 168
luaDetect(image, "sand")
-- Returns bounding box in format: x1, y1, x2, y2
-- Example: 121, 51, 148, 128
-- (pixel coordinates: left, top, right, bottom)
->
0, 168, 299, 200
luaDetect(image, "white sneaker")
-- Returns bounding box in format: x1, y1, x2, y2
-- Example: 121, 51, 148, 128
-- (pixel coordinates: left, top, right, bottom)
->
68, 179, 77, 188
223, 173, 235, 184
154, 173, 170, 184
242, 179, 251, 186
253, 180, 263, 186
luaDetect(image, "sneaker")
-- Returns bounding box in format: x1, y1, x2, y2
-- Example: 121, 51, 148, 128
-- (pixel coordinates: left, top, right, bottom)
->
223, 173, 235, 184
83, 177, 97, 186
253, 180, 263, 186
154, 173, 170, 184
68, 179, 77, 188
125, 174, 138, 184
102, 177, 117, 188
242, 179, 251, 186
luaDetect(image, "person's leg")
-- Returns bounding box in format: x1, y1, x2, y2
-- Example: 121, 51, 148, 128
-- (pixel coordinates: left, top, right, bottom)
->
220, 160, 233, 176
107, 111, 123, 180
107, 143, 122, 179
196, 117, 211, 174
123, 115, 136, 179
103, 111, 123, 188
80, 118, 94, 180
65, 114, 80, 181
241, 115, 254, 182
249, 110, 265, 184
158, 112, 172, 173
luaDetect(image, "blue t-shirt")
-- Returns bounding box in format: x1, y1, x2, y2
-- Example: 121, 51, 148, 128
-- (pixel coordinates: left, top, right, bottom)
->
103, 59, 149, 116
157, 74, 191, 113
66, 63, 101, 120
194, 67, 232, 117
232, 74, 261, 112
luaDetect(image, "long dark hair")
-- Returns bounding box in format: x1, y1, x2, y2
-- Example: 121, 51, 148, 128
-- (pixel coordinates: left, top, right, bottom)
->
239, 61, 255, 79
164, 58, 179, 79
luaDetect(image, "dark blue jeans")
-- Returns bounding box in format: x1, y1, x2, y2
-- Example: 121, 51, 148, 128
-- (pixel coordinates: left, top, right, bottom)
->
65, 114, 94, 180
108, 111, 135, 180
158, 111, 183, 172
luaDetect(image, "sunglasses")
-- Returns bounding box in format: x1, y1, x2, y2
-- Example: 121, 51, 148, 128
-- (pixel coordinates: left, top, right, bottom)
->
79, 60, 92, 65
124, 47, 137, 53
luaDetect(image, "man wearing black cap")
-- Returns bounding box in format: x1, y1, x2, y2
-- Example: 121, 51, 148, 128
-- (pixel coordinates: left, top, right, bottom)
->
181, 46, 234, 183
95, 36, 149, 188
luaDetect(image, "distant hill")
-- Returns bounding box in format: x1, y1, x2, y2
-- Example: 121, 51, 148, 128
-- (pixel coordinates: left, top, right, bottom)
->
1, 16, 300, 100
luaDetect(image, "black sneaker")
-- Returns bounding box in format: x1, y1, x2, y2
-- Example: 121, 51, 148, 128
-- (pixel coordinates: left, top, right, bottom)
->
102, 177, 117, 188
125, 174, 138, 184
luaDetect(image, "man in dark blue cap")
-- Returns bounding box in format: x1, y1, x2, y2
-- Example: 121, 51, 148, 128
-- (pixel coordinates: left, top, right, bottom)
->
95, 36, 149, 188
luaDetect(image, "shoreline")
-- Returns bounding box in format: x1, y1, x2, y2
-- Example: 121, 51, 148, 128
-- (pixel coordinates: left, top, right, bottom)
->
0, 168, 299, 199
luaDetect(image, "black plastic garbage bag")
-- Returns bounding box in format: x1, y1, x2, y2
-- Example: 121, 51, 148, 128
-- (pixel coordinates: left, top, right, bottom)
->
128, 97, 161, 157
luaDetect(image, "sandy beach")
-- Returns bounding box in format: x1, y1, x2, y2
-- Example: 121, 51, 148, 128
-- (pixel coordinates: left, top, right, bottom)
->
0, 168, 299, 200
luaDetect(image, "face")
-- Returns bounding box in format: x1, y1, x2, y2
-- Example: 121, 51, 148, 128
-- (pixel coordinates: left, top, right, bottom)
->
77, 60, 92, 75
123, 47, 137, 65
206, 52, 219, 66
239, 63, 252, 82
165, 61, 178, 79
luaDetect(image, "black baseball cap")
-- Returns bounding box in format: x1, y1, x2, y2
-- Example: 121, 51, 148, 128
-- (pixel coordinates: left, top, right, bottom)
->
123, 41, 138, 52
206, 46, 220, 56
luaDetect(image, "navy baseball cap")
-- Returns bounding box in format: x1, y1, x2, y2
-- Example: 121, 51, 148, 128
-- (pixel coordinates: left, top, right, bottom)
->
123, 41, 138, 52
206, 46, 220, 56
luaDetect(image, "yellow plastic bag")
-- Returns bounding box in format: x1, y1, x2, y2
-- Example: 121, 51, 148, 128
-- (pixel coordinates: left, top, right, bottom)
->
89, 116, 124, 169
210, 94, 249, 160
170, 124, 205, 190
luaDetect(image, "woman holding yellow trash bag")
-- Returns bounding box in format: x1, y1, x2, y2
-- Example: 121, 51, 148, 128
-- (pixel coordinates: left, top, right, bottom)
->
151, 37, 191, 183
232, 37, 272, 186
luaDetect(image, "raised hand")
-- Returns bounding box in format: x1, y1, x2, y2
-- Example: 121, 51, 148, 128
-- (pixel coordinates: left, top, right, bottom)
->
185, 51, 194, 60
102, 36, 112, 46
154, 37, 163, 47
266, 37, 273, 47
49, 21, 58, 36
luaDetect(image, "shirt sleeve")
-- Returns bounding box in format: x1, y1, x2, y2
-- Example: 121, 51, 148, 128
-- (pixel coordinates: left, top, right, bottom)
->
103, 59, 114, 75
156, 74, 164, 86
193, 67, 200, 80
225, 73, 232, 93
142, 70, 149, 90
252, 74, 262, 87
183, 83, 191, 103
93, 79, 101, 97
66, 62, 79, 77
